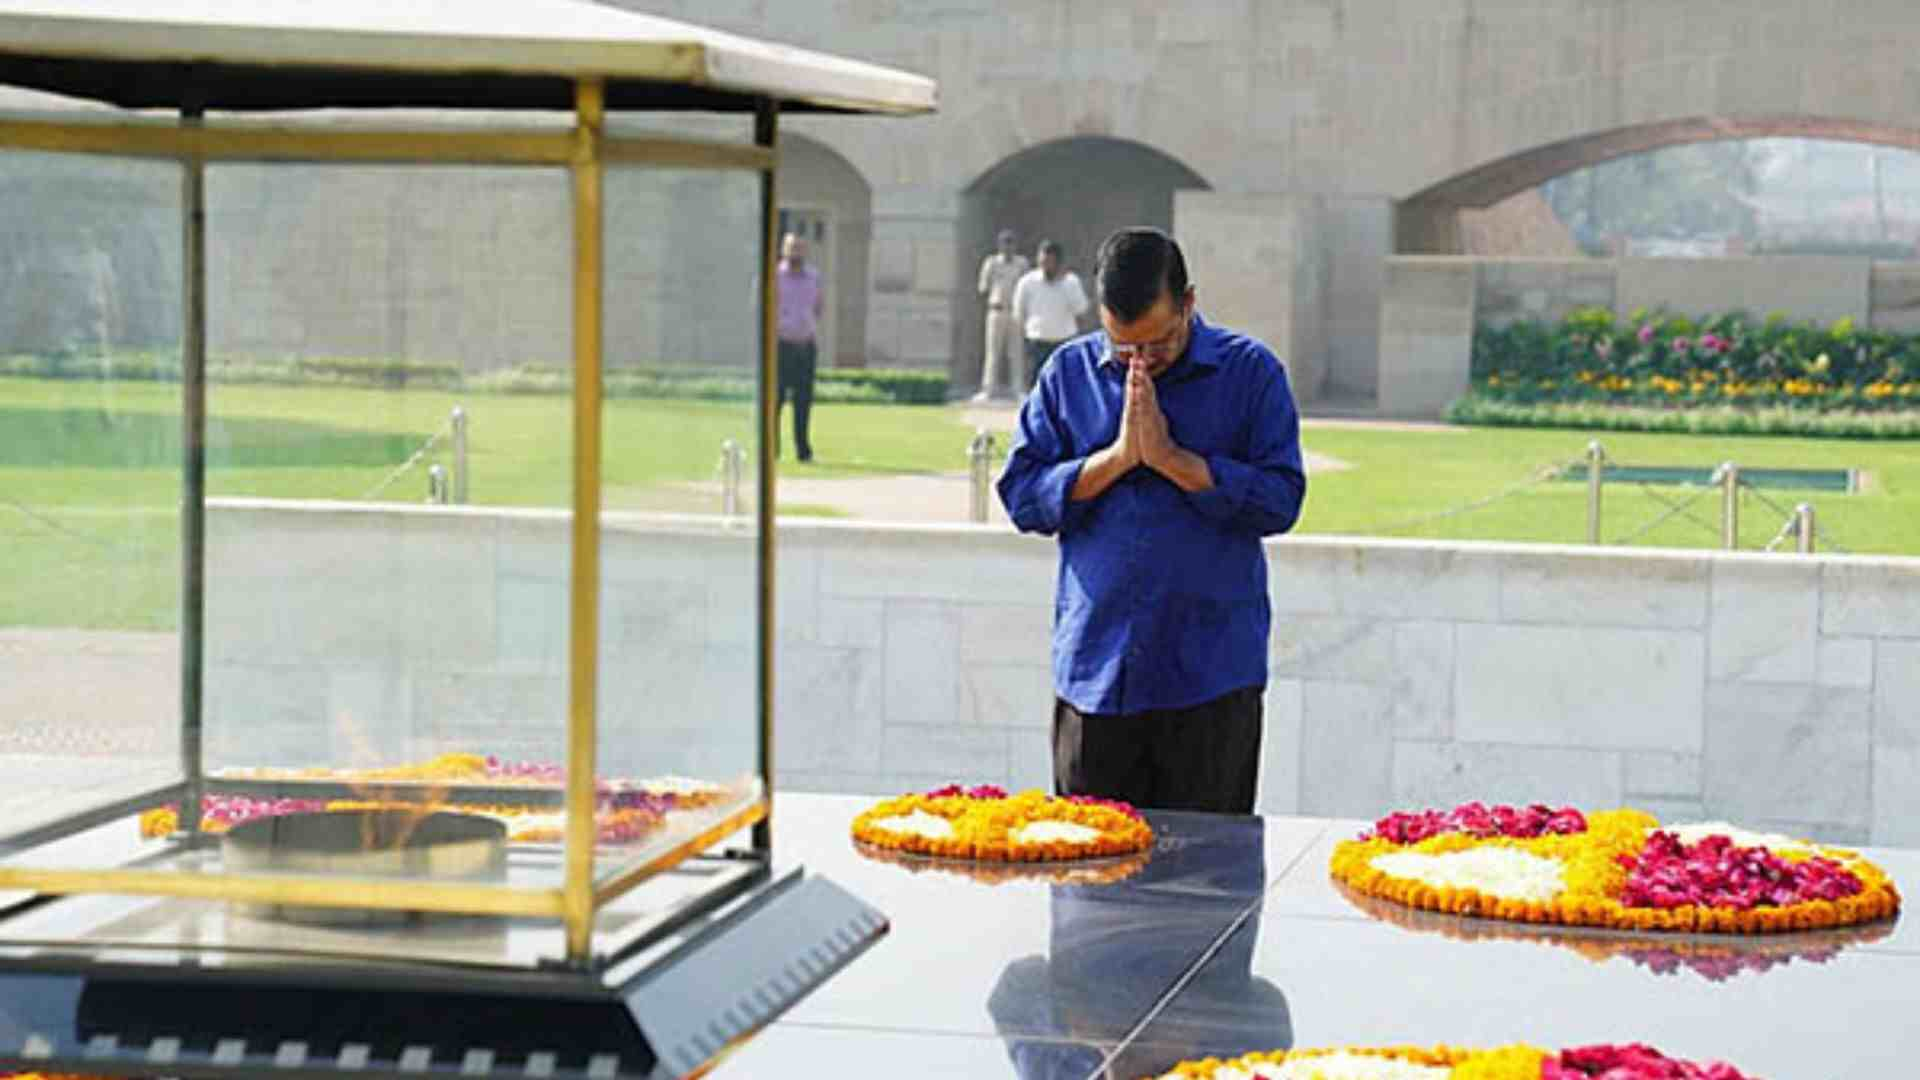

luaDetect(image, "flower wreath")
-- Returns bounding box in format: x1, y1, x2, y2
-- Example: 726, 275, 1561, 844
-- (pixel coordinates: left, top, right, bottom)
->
1330, 803, 1899, 935
850, 785, 1154, 863
853, 832, 1153, 886
1151, 1043, 1756, 1079
1336, 880, 1893, 982
138, 756, 737, 847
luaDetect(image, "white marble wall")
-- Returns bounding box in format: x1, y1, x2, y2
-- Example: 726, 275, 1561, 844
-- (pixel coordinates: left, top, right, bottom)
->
206, 502, 1920, 845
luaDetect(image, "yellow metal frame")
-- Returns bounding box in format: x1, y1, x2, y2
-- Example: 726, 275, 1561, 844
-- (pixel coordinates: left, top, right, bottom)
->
0, 118, 766, 169
0, 81, 782, 958
563, 78, 608, 961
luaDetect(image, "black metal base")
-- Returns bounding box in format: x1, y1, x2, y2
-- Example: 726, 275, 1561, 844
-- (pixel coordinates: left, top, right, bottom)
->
0, 870, 885, 1080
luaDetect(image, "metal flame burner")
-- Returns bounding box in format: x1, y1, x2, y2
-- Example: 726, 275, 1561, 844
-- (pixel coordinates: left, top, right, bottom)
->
221, 809, 507, 927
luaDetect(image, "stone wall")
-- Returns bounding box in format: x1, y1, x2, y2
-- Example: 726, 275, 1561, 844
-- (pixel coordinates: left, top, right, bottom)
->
1377, 258, 1475, 418
203, 502, 1920, 845
1176, 193, 1329, 401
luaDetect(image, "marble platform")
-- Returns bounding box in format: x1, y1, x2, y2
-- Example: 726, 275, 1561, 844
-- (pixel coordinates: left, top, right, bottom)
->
724, 793, 1920, 1079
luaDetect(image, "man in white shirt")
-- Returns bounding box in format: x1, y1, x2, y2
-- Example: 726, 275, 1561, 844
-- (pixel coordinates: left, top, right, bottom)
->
973, 228, 1030, 402
1012, 239, 1091, 393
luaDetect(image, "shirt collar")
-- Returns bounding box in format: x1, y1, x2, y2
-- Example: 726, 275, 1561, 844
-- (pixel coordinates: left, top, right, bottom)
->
1099, 312, 1219, 372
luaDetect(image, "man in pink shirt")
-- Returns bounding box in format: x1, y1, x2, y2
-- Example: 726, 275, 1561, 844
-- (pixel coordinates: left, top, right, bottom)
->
776, 232, 825, 462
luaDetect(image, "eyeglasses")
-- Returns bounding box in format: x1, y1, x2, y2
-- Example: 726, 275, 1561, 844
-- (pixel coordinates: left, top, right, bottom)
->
1106, 319, 1187, 364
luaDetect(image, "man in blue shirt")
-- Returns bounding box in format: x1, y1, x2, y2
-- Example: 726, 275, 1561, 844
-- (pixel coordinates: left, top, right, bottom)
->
997, 227, 1306, 814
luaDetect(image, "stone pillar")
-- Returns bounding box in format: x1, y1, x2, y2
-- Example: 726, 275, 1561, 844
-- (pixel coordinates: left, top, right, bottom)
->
1377, 257, 1477, 419
1173, 192, 1330, 404
865, 187, 958, 375
1392, 199, 1465, 256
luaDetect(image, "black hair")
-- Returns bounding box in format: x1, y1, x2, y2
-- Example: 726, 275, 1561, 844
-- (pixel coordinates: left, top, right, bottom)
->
1094, 227, 1190, 323
1037, 239, 1064, 259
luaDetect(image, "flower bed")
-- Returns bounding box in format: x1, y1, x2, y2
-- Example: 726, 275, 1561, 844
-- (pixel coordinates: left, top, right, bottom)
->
1152, 1042, 1756, 1079
1331, 803, 1899, 935
850, 785, 1154, 863
1457, 307, 1920, 436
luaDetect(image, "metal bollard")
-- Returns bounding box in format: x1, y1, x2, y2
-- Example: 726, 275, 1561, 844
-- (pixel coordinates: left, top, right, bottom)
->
1718, 461, 1740, 550
720, 438, 744, 517
1585, 440, 1604, 545
449, 406, 469, 504
427, 463, 449, 505
1796, 503, 1817, 554
968, 428, 995, 523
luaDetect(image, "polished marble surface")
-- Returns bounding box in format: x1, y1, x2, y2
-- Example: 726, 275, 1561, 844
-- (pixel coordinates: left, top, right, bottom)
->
736, 796, 1911, 1079
764, 795, 1324, 1047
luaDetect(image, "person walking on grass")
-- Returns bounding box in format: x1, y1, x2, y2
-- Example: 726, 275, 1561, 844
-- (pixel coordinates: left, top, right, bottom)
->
997, 227, 1307, 814
776, 231, 824, 462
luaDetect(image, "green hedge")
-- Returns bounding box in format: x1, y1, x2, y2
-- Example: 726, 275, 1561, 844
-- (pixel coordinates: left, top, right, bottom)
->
1471, 307, 1920, 414
0, 353, 948, 405
1444, 395, 1920, 439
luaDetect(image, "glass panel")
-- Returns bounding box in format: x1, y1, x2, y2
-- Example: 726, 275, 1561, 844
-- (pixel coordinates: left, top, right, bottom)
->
595, 166, 766, 884
0, 150, 185, 862
191, 162, 576, 886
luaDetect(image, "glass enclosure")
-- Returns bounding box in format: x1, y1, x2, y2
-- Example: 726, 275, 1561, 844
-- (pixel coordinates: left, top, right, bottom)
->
0, 150, 185, 867
0, 106, 776, 966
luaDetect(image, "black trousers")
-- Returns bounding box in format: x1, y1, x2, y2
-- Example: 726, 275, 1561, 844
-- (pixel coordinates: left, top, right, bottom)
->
1052, 686, 1263, 814
1024, 338, 1064, 392
776, 339, 816, 460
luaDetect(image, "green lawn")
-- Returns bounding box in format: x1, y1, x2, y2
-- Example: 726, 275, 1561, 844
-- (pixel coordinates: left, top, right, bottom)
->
4, 375, 1917, 631
1294, 424, 1920, 554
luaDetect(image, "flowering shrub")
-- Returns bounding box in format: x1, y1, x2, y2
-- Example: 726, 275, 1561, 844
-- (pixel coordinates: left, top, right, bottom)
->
1471, 307, 1920, 412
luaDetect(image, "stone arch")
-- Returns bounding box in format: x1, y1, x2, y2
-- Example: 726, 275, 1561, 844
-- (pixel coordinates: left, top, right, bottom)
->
776, 132, 873, 369
1396, 116, 1920, 254
951, 136, 1211, 394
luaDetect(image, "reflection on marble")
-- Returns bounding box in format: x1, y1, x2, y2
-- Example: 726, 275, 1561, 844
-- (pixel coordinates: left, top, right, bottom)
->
766, 797, 1320, 1045
986, 817, 1289, 1079
729, 797, 1920, 1079
1133, 911, 1920, 1079
710, 1022, 1116, 1080
1335, 880, 1895, 983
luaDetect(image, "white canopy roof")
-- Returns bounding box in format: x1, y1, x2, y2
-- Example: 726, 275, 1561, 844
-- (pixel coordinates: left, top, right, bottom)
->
0, 0, 937, 114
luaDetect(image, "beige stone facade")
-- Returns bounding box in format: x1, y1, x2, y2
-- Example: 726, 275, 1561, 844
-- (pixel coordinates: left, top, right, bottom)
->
9, 0, 1920, 403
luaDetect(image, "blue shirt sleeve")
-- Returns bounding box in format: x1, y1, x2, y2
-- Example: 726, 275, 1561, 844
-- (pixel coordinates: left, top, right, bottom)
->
996, 371, 1094, 536
1184, 352, 1307, 536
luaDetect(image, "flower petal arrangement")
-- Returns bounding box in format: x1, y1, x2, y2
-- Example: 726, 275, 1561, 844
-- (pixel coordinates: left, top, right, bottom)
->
1332, 803, 1899, 935
1150, 1042, 1756, 1080
137, 754, 737, 846
1335, 880, 1893, 982
851, 785, 1154, 863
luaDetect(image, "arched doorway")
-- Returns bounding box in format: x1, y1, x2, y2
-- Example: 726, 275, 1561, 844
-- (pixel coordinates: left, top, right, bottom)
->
954, 137, 1210, 394
1397, 116, 1920, 254
776, 134, 872, 370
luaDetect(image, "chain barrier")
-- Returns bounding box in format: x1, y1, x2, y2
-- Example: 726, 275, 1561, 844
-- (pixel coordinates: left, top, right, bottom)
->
360, 420, 452, 501
1591, 441, 1855, 555
1363, 458, 1580, 536
1761, 510, 1802, 554
1739, 482, 1851, 555
1, 497, 155, 553
1610, 482, 1722, 547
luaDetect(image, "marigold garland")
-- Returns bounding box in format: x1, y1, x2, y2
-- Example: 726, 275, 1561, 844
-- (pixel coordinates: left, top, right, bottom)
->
1148, 1042, 1754, 1080
853, 834, 1152, 886
1336, 879, 1893, 981
1149, 1044, 1529, 1079
850, 786, 1153, 863
1331, 803, 1900, 935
